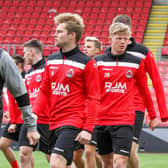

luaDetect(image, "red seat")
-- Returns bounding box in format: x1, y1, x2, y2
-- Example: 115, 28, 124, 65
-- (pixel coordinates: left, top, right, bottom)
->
11, 17, 21, 24
4, 36, 13, 44
22, 36, 30, 43
85, 1, 94, 7
12, 36, 22, 44
25, 30, 33, 36
27, 24, 35, 30
45, 1, 52, 7
7, 30, 15, 36
32, 30, 41, 37
101, 1, 110, 7
30, 18, 37, 24
20, 0, 29, 6
161, 48, 168, 56
100, 7, 109, 13
37, 0, 45, 7
94, 1, 102, 7
28, 0, 36, 6
144, 1, 152, 7
99, 13, 107, 19
135, 1, 144, 7
32, 12, 40, 18
46, 37, 54, 45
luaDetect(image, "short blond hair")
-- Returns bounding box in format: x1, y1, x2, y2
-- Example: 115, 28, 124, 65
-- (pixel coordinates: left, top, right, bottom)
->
85, 36, 102, 50
109, 22, 131, 37
54, 13, 84, 43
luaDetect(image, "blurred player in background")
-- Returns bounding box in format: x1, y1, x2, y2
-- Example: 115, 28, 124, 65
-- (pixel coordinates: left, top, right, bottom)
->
73, 36, 103, 168
0, 48, 40, 162
0, 55, 34, 168
95, 22, 157, 168
33, 13, 100, 168
112, 14, 168, 168
19, 39, 50, 168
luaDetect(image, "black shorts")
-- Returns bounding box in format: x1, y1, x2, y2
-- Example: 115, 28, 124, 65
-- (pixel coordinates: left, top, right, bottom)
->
49, 126, 80, 165
133, 111, 144, 144
37, 124, 51, 154
2, 122, 22, 141
95, 125, 133, 157
18, 124, 37, 150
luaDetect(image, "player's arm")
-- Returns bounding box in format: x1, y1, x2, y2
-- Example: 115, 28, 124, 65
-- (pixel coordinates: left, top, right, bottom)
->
32, 61, 51, 115
144, 50, 168, 121
0, 50, 36, 132
135, 60, 157, 120
75, 59, 100, 144
7, 89, 17, 124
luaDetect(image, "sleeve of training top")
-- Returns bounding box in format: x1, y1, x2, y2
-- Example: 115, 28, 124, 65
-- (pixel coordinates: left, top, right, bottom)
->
135, 60, 157, 120
144, 50, 168, 121
0, 50, 36, 132
83, 59, 100, 132
7, 89, 17, 124
32, 61, 51, 114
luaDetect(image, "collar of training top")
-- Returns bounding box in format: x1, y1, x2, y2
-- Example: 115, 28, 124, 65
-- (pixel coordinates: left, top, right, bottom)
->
60, 45, 79, 57
32, 58, 45, 68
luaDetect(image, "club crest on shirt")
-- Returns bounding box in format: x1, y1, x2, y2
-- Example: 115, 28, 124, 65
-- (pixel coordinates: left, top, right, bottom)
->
36, 74, 42, 82
66, 68, 74, 78
125, 70, 133, 78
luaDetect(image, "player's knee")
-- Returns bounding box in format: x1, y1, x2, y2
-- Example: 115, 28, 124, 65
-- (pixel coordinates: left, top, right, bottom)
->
113, 156, 128, 167
0, 140, 8, 150
73, 150, 83, 161
101, 155, 113, 167
85, 148, 95, 159
19, 150, 31, 163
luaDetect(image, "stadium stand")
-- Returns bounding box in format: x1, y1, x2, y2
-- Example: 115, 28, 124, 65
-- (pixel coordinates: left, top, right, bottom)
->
0, 0, 152, 56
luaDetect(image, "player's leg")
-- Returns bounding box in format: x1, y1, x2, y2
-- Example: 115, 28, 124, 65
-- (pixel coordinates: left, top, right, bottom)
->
73, 148, 84, 168
95, 126, 113, 168
0, 137, 19, 168
84, 144, 96, 168
37, 124, 51, 163
127, 111, 144, 168
111, 125, 133, 168
0, 123, 21, 168
50, 126, 80, 168
95, 151, 104, 168
19, 125, 35, 168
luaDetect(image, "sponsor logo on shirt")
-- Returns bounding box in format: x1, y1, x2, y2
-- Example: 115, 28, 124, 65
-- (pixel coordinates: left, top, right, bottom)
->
125, 70, 133, 78
36, 74, 42, 82
105, 82, 127, 93
51, 82, 70, 96
66, 68, 74, 78
28, 88, 40, 98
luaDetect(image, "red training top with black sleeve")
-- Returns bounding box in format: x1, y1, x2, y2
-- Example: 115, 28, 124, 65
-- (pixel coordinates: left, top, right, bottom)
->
126, 38, 168, 122
33, 46, 100, 132
7, 89, 23, 124
25, 58, 49, 124
95, 47, 156, 126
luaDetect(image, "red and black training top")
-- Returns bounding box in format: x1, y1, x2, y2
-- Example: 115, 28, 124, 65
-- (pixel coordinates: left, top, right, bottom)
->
25, 58, 49, 124
33, 46, 100, 132
95, 47, 156, 126
126, 38, 168, 122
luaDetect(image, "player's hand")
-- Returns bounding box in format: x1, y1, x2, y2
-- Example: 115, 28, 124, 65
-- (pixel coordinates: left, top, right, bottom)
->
32, 113, 38, 121
149, 117, 159, 131
27, 131, 40, 145
8, 124, 16, 133
4, 111, 10, 120
75, 130, 92, 144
